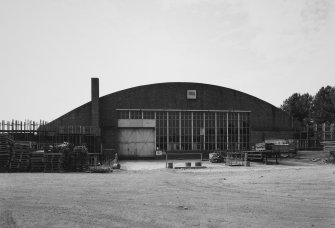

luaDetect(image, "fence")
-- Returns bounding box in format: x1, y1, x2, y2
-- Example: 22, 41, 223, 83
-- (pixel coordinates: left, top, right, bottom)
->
0, 120, 101, 154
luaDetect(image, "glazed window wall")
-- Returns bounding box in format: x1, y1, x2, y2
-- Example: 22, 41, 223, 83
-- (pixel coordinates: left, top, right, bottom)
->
130, 110, 142, 119
118, 110, 129, 119
193, 112, 204, 150
240, 113, 250, 150
228, 112, 238, 150
168, 112, 180, 150
205, 112, 215, 150
217, 112, 228, 150
143, 111, 155, 119
181, 112, 192, 150
156, 111, 167, 151
117, 110, 250, 151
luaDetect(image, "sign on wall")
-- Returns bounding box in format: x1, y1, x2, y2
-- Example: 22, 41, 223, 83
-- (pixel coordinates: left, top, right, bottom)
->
187, 90, 197, 99
118, 119, 156, 128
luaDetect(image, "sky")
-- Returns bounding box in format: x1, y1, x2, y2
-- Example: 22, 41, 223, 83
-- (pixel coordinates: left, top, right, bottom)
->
0, 0, 334, 122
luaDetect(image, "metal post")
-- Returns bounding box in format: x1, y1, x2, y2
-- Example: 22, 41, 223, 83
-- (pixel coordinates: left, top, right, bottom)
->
238, 113, 240, 151
244, 152, 248, 165
167, 112, 169, 151
203, 112, 205, 150
179, 111, 181, 150
191, 112, 194, 150
154, 111, 157, 151
226, 112, 229, 150
215, 112, 217, 150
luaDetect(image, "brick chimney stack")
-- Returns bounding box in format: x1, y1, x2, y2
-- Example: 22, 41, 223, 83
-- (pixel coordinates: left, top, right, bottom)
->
91, 78, 99, 128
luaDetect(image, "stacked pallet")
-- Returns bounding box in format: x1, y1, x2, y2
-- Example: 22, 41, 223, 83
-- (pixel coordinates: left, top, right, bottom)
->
226, 152, 244, 166
30, 150, 45, 172
247, 152, 263, 161
56, 142, 73, 171
322, 141, 335, 163
70, 146, 88, 172
9, 143, 30, 172
322, 141, 335, 153
0, 134, 14, 172
44, 153, 63, 172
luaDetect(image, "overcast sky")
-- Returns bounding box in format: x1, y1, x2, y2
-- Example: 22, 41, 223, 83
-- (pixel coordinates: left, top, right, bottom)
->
0, 0, 334, 122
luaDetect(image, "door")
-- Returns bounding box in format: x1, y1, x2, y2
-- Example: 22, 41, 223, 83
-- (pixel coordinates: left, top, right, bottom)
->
118, 128, 155, 158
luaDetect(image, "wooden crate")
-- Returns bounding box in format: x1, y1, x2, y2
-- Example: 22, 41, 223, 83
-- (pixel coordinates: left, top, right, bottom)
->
44, 153, 63, 172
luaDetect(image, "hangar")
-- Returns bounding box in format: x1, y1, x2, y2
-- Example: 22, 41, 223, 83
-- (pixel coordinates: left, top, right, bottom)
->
48, 78, 299, 158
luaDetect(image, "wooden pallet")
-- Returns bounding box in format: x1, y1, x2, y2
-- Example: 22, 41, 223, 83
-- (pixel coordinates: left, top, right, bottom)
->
9, 144, 30, 172
44, 153, 63, 172
70, 146, 89, 172
247, 152, 263, 161
0, 154, 10, 172
0, 134, 13, 172
30, 151, 45, 172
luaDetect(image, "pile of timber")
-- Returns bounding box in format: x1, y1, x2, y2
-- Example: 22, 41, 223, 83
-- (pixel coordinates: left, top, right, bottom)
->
247, 152, 263, 161
44, 153, 63, 172
321, 141, 335, 163
30, 150, 45, 172
226, 151, 244, 166
9, 143, 31, 172
0, 134, 14, 172
70, 146, 88, 172
56, 142, 73, 171
322, 141, 335, 153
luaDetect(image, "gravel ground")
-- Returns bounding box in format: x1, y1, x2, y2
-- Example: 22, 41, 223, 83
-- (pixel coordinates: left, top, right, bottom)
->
0, 159, 335, 228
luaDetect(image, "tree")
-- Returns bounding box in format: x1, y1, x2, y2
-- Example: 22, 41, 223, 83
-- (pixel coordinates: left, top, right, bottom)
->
312, 86, 335, 123
280, 93, 313, 123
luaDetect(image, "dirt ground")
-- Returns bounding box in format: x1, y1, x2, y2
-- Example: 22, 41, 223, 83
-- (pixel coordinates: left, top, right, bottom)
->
1, 155, 335, 228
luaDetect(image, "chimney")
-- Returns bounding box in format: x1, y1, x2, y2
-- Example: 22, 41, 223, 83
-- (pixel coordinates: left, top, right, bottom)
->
91, 78, 100, 128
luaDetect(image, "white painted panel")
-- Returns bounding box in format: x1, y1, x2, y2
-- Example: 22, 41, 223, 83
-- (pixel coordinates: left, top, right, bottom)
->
118, 119, 156, 128
118, 128, 155, 158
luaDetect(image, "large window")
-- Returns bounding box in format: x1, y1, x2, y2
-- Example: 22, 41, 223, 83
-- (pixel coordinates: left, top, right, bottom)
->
156, 111, 167, 151
205, 112, 215, 150
181, 112, 192, 150
217, 112, 228, 150
228, 112, 238, 151
117, 110, 250, 151
193, 112, 203, 150
168, 112, 179, 150
143, 111, 155, 119
118, 110, 129, 119
240, 113, 250, 150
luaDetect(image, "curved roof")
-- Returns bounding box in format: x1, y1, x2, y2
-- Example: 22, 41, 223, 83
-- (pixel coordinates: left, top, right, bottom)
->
49, 82, 297, 131
101, 82, 278, 110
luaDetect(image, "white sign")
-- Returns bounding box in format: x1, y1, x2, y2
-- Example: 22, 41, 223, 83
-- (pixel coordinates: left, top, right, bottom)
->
156, 150, 163, 156
118, 119, 156, 128
187, 90, 196, 99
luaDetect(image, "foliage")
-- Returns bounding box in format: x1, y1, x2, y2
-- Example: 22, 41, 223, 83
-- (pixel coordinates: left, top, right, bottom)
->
281, 86, 335, 124
280, 93, 313, 123
311, 86, 335, 123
